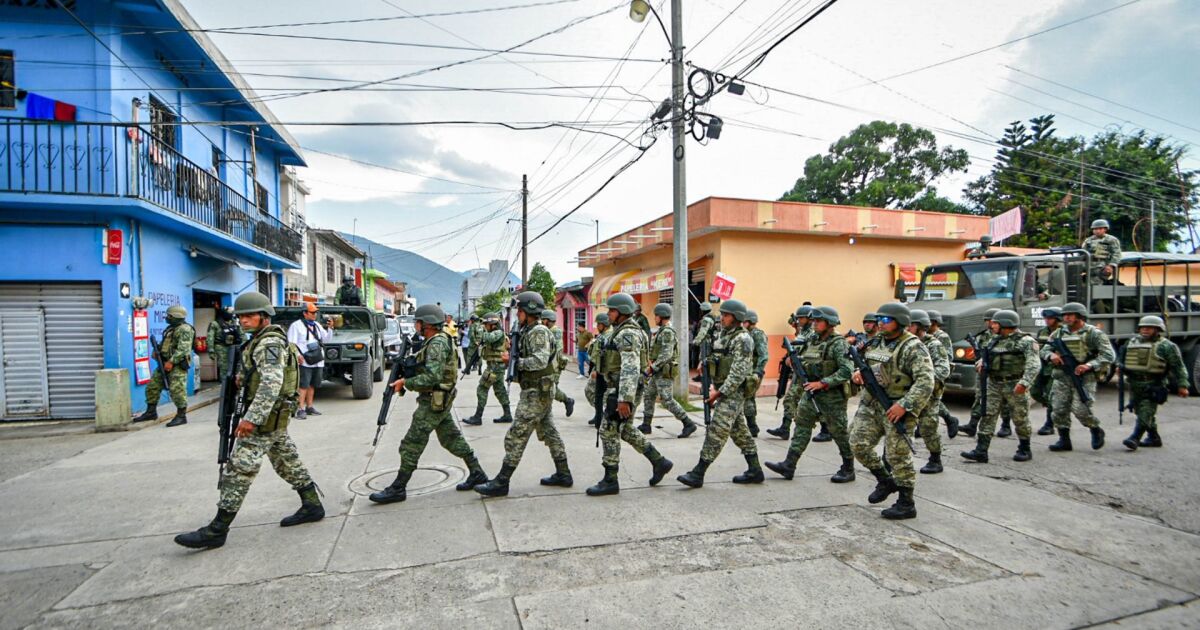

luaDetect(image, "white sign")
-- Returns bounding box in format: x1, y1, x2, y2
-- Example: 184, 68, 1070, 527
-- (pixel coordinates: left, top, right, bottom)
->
989, 206, 1023, 243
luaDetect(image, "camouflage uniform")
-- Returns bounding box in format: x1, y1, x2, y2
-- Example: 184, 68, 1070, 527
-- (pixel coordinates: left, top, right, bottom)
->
1030, 323, 1058, 429
1123, 333, 1189, 432
218, 325, 312, 513
692, 312, 718, 348
776, 324, 815, 435
978, 331, 1041, 439
1082, 233, 1122, 283
585, 328, 611, 408
549, 325, 572, 406
634, 312, 652, 338
698, 324, 758, 463
783, 332, 854, 462
501, 323, 568, 468
206, 317, 242, 383
932, 328, 955, 422
918, 332, 950, 457
741, 325, 769, 433
643, 324, 694, 429
335, 282, 362, 306
145, 320, 195, 409
1043, 323, 1115, 430
467, 320, 485, 372
394, 333, 477, 468
850, 331, 935, 491
475, 327, 511, 417
598, 319, 658, 466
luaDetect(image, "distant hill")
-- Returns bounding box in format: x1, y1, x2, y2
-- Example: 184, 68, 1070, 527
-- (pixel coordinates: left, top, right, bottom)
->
341, 233, 464, 311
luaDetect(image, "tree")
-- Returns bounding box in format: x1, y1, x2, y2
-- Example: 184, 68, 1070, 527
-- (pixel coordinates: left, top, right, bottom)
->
525, 263, 557, 309
780, 120, 970, 211
474, 288, 510, 316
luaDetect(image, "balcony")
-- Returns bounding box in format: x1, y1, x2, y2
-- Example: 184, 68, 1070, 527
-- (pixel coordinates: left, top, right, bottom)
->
0, 119, 303, 264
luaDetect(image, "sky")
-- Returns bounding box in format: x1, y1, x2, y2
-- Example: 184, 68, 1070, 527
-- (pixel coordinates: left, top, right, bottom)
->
181, 0, 1200, 283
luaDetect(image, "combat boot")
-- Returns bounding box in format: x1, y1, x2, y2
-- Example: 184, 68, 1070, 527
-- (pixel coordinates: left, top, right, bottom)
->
746, 416, 760, 438
812, 422, 832, 442
961, 435, 991, 463
586, 465, 620, 496
369, 470, 411, 504
637, 421, 652, 435
644, 446, 673, 486
564, 397, 575, 417
539, 458, 573, 487
463, 409, 483, 426
881, 487, 917, 520
867, 468, 897, 504
1123, 424, 1145, 451
133, 404, 158, 423
474, 464, 514, 497
1140, 427, 1163, 448
1048, 428, 1072, 452
174, 509, 236, 549
920, 452, 943, 474
732, 454, 765, 484
940, 410, 960, 439
959, 414, 980, 438
766, 415, 792, 439
1037, 414, 1055, 436
996, 417, 1012, 438
679, 421, 697, 438
830, 457, 856, 483
166, 409, 188, 427
588, 416, 600, 427
492, 411, 513, 424
281, 483, 324, 527
1013, 438, 1032, 462
765, 450, 800, 480
457, 458, 489, 491
677, 459, 711, 488
1090, 426, 1106, 450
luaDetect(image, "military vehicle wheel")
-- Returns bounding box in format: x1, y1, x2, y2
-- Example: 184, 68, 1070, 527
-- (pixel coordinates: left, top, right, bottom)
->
373, 362, 384, 383
1185, 345, 1200, 395
351, 361, 374, 399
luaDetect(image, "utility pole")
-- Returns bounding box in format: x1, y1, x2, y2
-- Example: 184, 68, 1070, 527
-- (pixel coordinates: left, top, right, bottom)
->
1149, 199, 1155, 252
521, 174, 529, 285
670, 0, 689, 399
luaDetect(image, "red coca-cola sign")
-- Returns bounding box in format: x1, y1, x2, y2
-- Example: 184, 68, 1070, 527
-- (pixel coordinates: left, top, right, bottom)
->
104, 229, 123, 265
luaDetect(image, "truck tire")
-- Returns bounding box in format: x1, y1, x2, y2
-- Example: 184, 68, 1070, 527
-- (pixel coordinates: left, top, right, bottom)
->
351, 360, 374, 399
373, 359, 384, 383
1185, 344, 1200, 395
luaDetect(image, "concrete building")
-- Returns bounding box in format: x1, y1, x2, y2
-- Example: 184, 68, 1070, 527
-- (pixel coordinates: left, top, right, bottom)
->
555, 279, 593, 356
462, 259, 516, 318
0, 0, 305, 419
579, 197, 990, 380
306, 229, 365, 304
280, 168, 312, 303
363, 269, 398, 314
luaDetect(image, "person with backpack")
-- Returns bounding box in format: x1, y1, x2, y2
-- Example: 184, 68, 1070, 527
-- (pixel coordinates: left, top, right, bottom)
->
287, 303, 331, 419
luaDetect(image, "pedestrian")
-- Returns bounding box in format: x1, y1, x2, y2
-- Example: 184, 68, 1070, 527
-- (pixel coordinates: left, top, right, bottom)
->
1043, 302, 1115, 451
1121, 315, 1190, 450
1082, 219, 1121, 285
134, 304, 194, 427
849, 302, 935, 520
174, 291, 322, 549
765, 306, 856, 483
961, 309, 1040, 464
286, 303, 331, 420
575, 323, 593, 379
677, 300, 764, 488
926, 310, 961, 437
206, 306, 242, 384
460, 321, 472, 371
464, 313, 512, 425
641, 303, 698, 438
368, 304, 489, 504
475, 291, 573, 497
741, 309, 768, 437
906, 310, 949, 474
1032, 308, 1062, 436
587, 293, 674, 496
541, 310, 576, 418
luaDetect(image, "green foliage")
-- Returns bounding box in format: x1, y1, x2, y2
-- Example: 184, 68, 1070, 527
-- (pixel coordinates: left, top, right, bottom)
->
964, 115, 1197, 250
474, 289, 510, 317
780, 120, 970, 211
526, 263, 557, 308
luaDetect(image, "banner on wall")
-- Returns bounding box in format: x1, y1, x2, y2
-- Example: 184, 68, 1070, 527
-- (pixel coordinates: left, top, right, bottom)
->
133, 309, 151, 385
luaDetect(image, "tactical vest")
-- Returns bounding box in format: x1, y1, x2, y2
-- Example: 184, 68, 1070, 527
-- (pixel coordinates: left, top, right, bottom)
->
708, 327, 746, 386
517, 324, 557, 389
216, 320, 240, 346
800, 336, 838, 380
163, 322, 195, 362
412, 332, 457, 392
1085, 235, 1118, 264
551, 326, 567, 371
651, 325, 678, 378
863, 332, 921, 399
1056, 326, 1091, 362
603, 321, 649, 378
1035, 326, 1054, 344
1123, 337, 1168, 376
242, 325, 298, 433
989, 333, 1031, 379
480, 328, 509, 362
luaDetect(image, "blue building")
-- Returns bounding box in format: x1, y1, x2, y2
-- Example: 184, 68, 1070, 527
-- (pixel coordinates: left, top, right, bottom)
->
0, 0, 306, 420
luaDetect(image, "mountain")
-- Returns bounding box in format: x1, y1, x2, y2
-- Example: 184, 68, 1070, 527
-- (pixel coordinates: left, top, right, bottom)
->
341, 233, 464, 311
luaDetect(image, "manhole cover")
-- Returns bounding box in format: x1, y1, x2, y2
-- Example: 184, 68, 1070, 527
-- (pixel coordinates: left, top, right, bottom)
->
349, 464, 467, 498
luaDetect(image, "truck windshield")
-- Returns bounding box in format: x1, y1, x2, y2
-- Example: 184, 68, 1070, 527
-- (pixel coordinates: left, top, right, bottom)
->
332, 311, 374, 331
918, 261, 1019, 300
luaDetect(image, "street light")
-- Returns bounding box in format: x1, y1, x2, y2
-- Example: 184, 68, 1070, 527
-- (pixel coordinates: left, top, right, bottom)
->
628, 0, 650, 22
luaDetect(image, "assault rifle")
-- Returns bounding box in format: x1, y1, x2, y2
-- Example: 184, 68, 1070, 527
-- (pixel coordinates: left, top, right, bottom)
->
505, 326, 521, 385
592, 335, 608, 446
1048, 336, 1094, 405
846, 344, 916, 454
845, 329, 869, 351
149, 334, 173, 393
774, 355, 792, 410
1117, 344, 1131, 425
782, 337, 824, 417
699, 339, 713, 426
216, 342, 245, 486
978, 339, 996, 420
460, 348, 480, 380
375, 334, 420, 447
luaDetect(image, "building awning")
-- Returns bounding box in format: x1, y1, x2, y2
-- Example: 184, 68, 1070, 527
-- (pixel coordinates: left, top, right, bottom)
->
588, 271, 635, 307
620, 265, 674, 295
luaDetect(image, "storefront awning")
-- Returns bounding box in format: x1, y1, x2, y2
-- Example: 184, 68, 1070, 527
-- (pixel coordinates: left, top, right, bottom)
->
620, 265, 674, 295
588, 271, 635, 307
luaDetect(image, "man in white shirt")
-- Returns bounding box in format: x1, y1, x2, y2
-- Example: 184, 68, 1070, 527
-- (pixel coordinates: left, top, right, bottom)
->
288, 303, 332, 419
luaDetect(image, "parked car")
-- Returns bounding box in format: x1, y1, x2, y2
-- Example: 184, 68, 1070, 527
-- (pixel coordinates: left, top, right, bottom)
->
274, 305, 386, 399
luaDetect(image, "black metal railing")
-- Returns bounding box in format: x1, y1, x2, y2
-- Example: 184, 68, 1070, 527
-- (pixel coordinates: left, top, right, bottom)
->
0, 119, 302, 264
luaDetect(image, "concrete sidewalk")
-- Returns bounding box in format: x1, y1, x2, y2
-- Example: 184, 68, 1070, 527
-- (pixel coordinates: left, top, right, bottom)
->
1, 374, 1198, 628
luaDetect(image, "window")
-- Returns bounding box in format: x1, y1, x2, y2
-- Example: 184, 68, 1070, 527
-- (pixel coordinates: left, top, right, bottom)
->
148, 95, 177, 148
0, 51, 14, 110
325, 256, 335, 283
255, 182, 268, 213
339, 263, 347, 282
658, 288, 674, 304
211, 145, 222, 174
257, 272, 271, 298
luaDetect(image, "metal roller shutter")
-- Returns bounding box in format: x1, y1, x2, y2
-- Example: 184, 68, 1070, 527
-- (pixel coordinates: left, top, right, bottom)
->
0, 283, 103, 420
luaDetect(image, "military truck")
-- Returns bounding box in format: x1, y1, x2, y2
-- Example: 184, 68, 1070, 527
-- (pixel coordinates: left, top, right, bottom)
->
274, 305, 387, 399
903, 249, 1200, 393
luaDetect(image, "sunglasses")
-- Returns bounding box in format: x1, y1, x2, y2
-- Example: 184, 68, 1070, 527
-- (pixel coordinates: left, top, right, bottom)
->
875, 316, 894, 324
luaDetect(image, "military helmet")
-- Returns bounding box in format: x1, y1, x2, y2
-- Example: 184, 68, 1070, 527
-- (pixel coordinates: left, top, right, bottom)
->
483, 312, 501, 325
984, 308, 1000, 321
414, 303, 445, 325
927, 309, 943, 325
1091, 219, 1110, 230
1042, 307, 1061, 320
653, 303, 672, 318
813, 305, 841, 326
720, 299, 749, 322
1060, 302, 1089, 318
1138, 315, 1166, 331
343, 274, 355, 283
515, 290, 545, 314
861, 312, 877, 324
595, 312, 611, 326
980, 235, 993, 244
233, 291, 274, 316
875, 302, 911, 326
794, 305, 814, 319
541, 309, 557, 323
606, 292, 638, 315
909, 309, 931, 328
746, 309, 759, 324
993, 309, 1020, 328
166, 305, 188, 320
699, 302, 713, 314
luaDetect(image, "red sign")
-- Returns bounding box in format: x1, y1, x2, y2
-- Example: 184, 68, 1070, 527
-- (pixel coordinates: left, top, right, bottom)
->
711, 272, 736, 300
104, 229, 123, 264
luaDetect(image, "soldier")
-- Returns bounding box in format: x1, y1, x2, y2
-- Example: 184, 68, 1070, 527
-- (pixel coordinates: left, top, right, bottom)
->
961, 310, 1041, 464
1032, 308, 1062, 436
586, 312, 612, 418
849, 302, 935, 520
206, 306, 242, 384
960, 309, 1013, 438
335, 275, 362, 306
174, 292, 322, 549
765, 306, 856, 483
1043, 302, 1115, 452
1082, 219, 1121, 285
927, 310, 960, 437
541, 310, 576, 418
134, 304, 195, 427
369, 304, 488, 503
677, 300, 763, 488
1121, 316, 1189, 450
692, 301, 720, 349
587, 293, 674, 496
767, 305, 818, 440
476, 292, 573, 497
463, 313, 511, 425
966, 234, 993, 259
467, 315, 485, 375
633, 303, 653, 338
641, 303, 698, 438
907, 309, 949, 474
741, 309, 768, 438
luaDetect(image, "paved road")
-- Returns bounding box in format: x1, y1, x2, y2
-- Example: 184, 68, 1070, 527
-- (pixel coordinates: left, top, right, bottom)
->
1, 370, 1198, 628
